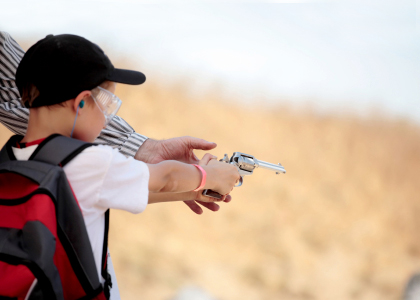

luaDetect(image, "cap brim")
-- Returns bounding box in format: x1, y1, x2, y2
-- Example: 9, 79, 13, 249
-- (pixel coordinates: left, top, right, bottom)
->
107, 68, 146, 85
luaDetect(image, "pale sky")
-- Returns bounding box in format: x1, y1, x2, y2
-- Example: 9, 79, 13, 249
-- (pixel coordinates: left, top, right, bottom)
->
1, 0, 419, 121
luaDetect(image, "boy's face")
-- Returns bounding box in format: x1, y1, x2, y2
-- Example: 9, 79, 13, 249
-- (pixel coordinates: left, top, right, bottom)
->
74, 82, 118, 142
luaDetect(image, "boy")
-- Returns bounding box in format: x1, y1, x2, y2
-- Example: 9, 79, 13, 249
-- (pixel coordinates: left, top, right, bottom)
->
0, 30, 230, 215
5, 34, 239, 299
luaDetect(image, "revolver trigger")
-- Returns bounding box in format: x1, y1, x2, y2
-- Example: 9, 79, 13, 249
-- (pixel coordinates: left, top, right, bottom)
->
235, 176, 243, 187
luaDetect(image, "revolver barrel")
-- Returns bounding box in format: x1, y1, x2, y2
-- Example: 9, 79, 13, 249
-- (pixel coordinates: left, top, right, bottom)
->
255, 159, 286, 174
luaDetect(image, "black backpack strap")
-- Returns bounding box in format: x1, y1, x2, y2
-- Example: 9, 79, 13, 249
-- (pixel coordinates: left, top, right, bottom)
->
0, 144, 10, 162
0, 134, 93, 167
29, 134, 93, 166
101, 210, 112, 299
0, 135, 25, 163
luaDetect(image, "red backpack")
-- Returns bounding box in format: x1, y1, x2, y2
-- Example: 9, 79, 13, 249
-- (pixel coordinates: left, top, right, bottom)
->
0, 134, 111, 300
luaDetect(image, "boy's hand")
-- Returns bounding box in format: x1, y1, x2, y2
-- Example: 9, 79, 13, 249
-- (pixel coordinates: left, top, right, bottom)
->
135, 136, 233, 214
200, 153, 240, 197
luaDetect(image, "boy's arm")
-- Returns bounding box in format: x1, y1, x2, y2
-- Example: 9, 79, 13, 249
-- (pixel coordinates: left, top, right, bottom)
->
147, 161, 203, 193
147, 157, 239, 197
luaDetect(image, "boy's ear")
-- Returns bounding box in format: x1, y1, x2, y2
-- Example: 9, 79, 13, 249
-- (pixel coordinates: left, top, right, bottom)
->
73, 91, 91, 112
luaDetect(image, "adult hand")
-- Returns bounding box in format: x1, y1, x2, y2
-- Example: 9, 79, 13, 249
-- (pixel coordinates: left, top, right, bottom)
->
184, 194, 232, 214
135, 136, 233, 214
134, 136, 216, 164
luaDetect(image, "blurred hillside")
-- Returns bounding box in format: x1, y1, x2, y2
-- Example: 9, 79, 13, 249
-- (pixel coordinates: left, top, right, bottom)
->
1, 79, 419, 300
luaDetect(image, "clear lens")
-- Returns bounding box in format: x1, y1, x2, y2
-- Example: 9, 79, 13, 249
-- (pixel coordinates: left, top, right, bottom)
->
91, 86, 122, 126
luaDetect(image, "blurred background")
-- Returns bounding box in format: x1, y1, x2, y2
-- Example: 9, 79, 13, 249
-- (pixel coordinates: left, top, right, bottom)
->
1, 0, 420, 299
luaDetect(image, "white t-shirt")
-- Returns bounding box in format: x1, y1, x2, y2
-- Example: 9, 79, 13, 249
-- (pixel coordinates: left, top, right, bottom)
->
12, 144, 150, 299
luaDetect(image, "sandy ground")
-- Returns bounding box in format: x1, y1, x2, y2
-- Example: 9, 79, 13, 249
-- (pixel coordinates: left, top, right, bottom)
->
1, 79, 419, 300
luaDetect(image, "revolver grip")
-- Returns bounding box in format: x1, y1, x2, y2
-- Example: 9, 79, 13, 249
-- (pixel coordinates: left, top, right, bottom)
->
201, 177, 242, 200
202, 189, 224, 200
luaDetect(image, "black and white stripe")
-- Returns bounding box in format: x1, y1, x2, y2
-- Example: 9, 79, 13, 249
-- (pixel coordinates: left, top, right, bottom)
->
0, 31, 147, 157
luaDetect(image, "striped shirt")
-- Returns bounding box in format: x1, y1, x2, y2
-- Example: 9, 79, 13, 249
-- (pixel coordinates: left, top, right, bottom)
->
0, 31, 148, 157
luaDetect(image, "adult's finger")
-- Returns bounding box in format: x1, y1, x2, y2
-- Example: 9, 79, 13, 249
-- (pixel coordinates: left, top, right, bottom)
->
196, 201, 220, 212
185, 136, 217, 151
183, 200, 203, 215
223, 194, 232, 203
183, 200, 220, 213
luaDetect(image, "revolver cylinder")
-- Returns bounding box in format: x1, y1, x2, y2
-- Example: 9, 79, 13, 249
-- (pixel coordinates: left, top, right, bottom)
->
231, 152, 256, 176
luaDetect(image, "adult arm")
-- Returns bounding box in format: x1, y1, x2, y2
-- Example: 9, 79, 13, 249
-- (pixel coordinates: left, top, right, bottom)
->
0, 32, 29, 135
148, 191, 232, 205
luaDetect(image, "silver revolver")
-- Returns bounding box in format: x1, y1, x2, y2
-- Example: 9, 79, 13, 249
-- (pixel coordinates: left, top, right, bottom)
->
202, 152, 286, 200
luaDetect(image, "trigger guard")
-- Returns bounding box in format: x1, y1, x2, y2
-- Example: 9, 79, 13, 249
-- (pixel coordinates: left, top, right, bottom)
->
235, 177, 243, 187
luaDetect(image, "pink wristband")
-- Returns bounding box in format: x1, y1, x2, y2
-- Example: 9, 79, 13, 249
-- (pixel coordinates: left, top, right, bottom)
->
193, 164, 207, 192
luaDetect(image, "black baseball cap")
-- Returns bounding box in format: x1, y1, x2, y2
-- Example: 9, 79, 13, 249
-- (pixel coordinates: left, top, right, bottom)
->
16, 34, 146, 108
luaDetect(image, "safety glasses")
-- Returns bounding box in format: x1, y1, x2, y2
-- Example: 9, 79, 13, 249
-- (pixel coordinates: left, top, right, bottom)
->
90, 86, 122, 126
